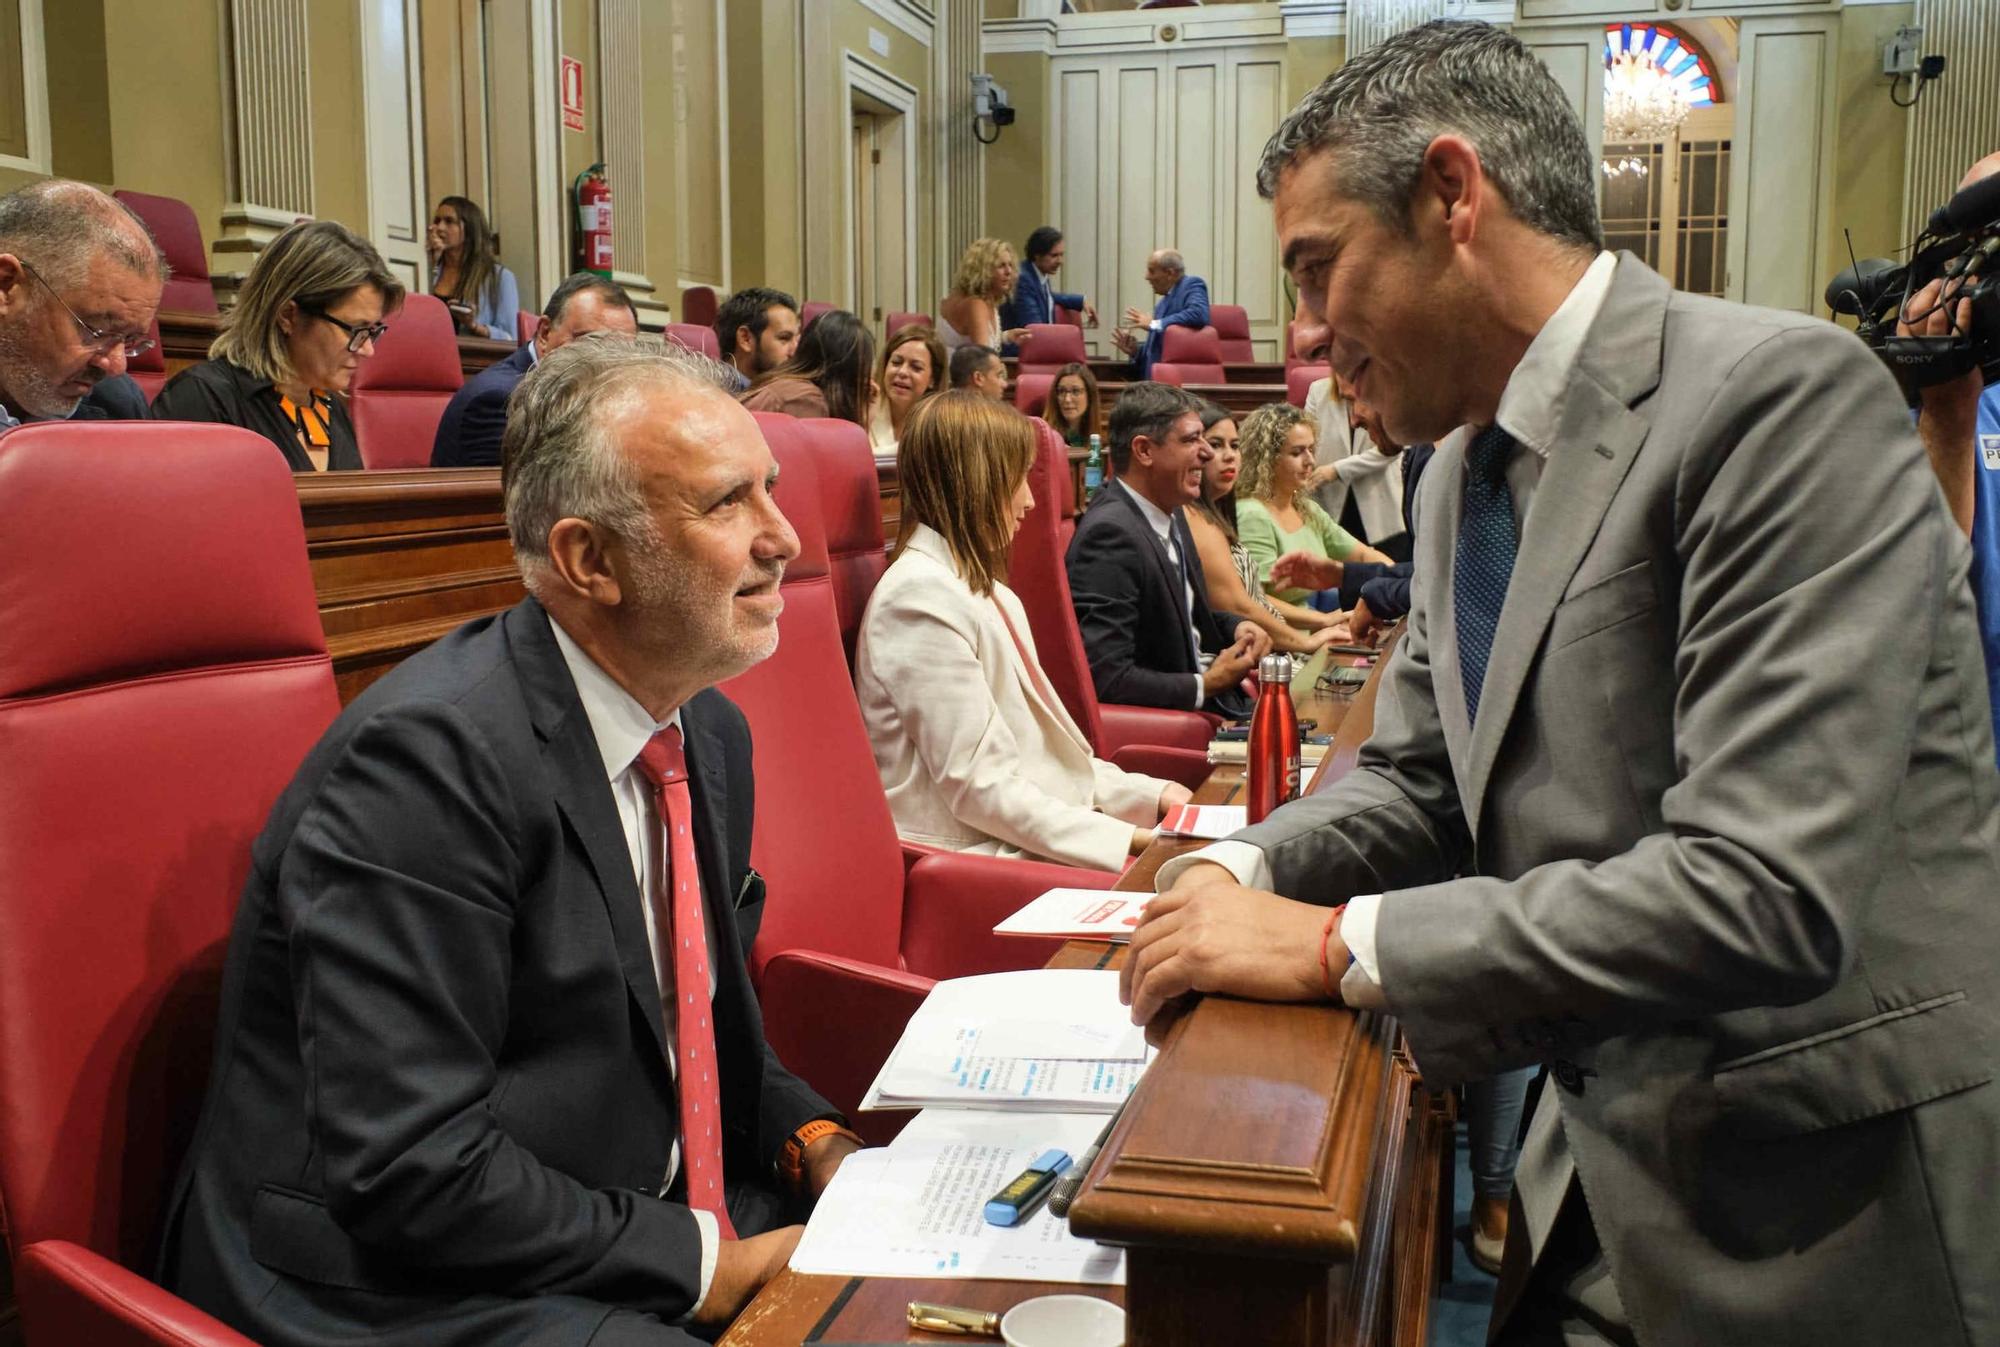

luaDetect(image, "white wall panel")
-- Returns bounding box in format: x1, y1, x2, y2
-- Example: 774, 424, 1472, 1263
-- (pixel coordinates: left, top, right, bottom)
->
1232, 58, 1283, 346
1059, 67, 1102, 349
1727, 19, 1835, 311
1115, 64, 1161, 352
1172, 61, 1218, 277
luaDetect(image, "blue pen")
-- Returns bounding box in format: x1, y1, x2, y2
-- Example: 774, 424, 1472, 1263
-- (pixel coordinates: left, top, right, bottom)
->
983, 1148, 1072, 1226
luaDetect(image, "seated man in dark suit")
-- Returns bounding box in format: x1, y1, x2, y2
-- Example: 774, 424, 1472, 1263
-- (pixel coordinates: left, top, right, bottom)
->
430, 271, 638, 467
0, 179, 166, 431
1066, 380, 1268, 718
164, 339, 862, 1347
1109, 248, 1208, 379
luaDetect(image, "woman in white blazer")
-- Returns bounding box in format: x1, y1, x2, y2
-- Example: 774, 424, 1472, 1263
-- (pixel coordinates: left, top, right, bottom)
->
855, 392, 1190, 871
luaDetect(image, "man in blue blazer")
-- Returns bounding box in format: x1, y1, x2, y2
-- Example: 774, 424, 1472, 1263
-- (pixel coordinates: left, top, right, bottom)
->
999, 226, 1096, 353
1111, 249, 1208, 378
430, 272, 638, 467
165, 340, 860, 1346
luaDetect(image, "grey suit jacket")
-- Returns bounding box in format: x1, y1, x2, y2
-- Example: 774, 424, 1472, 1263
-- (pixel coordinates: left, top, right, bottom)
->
1234, 258, 2000, 1347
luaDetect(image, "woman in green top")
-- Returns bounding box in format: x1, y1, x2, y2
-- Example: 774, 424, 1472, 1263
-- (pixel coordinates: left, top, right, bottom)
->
1234, 402, 1395, 606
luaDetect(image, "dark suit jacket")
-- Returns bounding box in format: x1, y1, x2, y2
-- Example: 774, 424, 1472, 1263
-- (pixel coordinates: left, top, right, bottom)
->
152, 358, 362, 471
74, 373, 152, 419
999, 264, 1084, 353
1066, 479, 1249, 716
431, 341, 535, 467
162, 598, 833, 1347
1136, 274, 1208, 377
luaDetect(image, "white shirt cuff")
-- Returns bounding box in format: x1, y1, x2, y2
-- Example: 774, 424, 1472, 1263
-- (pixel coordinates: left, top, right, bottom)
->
1149, 318, 1161, 331
1191, 673, 1205, 709
681, 1208, 719, 1324
1154, 839, 1271, 893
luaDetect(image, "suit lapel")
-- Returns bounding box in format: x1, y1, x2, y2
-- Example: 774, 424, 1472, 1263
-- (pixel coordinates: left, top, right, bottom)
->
510, 601, 673, 1068
1109, 484, 1188, 635
1458, 259, 1666, 834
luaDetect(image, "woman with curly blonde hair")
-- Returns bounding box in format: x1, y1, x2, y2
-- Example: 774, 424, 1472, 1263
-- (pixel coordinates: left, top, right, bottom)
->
938, 237, 1031, 354
1234, 402, 1393, 608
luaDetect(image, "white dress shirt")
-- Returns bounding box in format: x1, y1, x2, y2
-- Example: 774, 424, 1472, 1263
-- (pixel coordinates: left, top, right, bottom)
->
1156, 251, 1619, 1007
548, 617, 722, 1305
1117, 478, 1208, 708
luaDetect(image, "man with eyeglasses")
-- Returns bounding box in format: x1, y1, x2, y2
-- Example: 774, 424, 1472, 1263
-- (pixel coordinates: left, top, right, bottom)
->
0, 180, 165, 429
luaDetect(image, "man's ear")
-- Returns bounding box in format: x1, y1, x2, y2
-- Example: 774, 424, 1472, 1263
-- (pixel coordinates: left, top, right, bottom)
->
734, 326, 755, 360
543, 517, 625, 607
0, 254, 26, 317
1129, 433, 1158, 469
1420, 134, 1484, 245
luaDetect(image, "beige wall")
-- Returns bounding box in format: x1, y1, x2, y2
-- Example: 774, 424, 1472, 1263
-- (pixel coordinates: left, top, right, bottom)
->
1825, 3, 1914, 289
982, 50, 1048, 272
726, 0, 805, 299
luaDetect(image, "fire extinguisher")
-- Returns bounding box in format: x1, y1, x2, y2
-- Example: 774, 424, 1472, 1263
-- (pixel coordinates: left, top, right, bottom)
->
573, 163, 613, 278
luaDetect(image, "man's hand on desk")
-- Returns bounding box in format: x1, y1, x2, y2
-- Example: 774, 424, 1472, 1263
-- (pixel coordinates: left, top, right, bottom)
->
1119, 862, 1345, 1025
692, 1225, 804, 1329
1348, 597, 1379, 642
803, 1131, 863, 1199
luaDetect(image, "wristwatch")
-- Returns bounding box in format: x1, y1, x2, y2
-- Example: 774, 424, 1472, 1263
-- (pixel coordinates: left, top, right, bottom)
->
779, 1119, 864, 1189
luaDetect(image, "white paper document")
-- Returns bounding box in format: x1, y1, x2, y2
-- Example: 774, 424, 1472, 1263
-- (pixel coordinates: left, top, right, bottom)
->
861, 970, 1149, 1113
790, 1109, 1126, 1284
1158, 803, 1247, 839
993, 887, 1149, 942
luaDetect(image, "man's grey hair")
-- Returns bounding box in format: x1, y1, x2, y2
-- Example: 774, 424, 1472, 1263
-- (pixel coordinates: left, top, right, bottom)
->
1107, 380, 1204, 475
0, 180, 167, 290
1256, 20, 1603, 253
502, 338, 734, 593
1152, 249, 1185, 275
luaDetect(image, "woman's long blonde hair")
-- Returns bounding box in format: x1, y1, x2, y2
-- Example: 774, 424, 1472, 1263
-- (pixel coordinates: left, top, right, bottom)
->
895, 391, 1036, 597
1234, 402, 1320, 512
210, 219, 404, 386
950, 237, 1016, 304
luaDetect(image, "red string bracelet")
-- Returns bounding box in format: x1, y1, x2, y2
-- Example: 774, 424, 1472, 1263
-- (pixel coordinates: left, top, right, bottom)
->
1319, 903, 1349, 999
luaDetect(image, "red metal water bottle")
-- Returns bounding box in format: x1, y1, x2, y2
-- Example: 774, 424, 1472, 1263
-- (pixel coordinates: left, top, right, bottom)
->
1246, 654, 1299, 824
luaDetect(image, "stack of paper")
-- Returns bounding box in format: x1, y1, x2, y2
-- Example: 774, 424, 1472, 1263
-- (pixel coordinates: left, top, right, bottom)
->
790, 1108, 1126, 1284
993, 887, 1149, 942
860, 969, 1149, 1113
1158, 803, 1246, 839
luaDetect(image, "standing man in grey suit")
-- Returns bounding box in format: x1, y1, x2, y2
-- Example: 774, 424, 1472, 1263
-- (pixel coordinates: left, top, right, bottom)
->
1122, 21, 2000, 1347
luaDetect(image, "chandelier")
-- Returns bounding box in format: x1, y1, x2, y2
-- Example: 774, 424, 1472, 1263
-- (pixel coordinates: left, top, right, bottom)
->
1603, 49, 1691, 143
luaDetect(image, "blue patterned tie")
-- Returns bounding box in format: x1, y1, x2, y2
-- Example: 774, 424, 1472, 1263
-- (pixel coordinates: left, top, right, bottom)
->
1455, 424, 1518, 724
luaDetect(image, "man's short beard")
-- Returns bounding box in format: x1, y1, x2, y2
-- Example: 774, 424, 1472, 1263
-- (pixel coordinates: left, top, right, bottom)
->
0, 320, 89, 419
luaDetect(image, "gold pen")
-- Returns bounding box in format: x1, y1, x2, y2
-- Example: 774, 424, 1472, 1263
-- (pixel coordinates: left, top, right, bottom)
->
906, 1300, 1002, 1336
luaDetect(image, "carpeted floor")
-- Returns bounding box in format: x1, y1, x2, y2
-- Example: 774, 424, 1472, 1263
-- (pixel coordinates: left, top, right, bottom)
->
1430, 1124, 1500, 1347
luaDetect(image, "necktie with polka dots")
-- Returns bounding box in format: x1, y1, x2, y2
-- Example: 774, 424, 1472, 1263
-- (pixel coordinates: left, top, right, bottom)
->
1455, 424, 1518, 725
635, 726, 735, 1238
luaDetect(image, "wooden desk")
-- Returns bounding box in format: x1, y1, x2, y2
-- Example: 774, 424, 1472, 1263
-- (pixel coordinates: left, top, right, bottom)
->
722, 636, 1450, 1347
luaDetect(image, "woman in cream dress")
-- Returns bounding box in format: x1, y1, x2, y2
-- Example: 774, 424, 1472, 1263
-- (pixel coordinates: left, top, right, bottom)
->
855, 391, 1189, 871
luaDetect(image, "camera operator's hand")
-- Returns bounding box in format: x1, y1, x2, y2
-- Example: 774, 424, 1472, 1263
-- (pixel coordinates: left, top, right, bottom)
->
1898, 277, 1982, 535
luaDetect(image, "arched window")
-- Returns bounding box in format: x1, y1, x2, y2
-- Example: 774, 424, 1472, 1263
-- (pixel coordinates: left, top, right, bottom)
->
1600, 22, 1732, 297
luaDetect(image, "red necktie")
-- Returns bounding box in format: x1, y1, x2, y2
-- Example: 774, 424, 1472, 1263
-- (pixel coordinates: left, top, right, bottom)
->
634, 726, 735, 1238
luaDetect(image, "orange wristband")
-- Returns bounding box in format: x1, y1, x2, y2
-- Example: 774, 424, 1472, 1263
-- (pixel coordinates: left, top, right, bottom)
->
1319, 904, 1349, 999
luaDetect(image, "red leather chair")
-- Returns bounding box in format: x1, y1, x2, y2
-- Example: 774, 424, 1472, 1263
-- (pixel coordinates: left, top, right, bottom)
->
751, 412, 886, 668
126, 317, 168, 403
517, 309, 542, 345
1008, 418, 1213, 787
800, 301, 837, 330
722, 432, 1115, 1136
1013, 370, 1056, 416
114, 189, 218, 314
664, 322, 721, 360
1150, 325, 1226, 387
346, 293, 465, 468
0, 422, 340, 1347
1016, 323, 1086, 371
681, 284, 718, 327
1289, 364, 1331, 409
885, 311, 931, 339
1054, 304, 1084, 328
1210, 304, 1255, 362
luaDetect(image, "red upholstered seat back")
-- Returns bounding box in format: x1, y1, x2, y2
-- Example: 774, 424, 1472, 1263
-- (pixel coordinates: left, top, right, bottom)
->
347, 294, 465, 468
0, 423, 338, 1271
1017, 323, 1085, 369
113, 190, 217, 314
1053, 304, 1083, 328
1152, 325, 1226, 386
517, 309, 542, 345
800, 301, 836, 330
723, 422, 906, 977
1288, 364, 1330, 409
664, 323, 721, 360
1013, 370, 1055, 416
885, 312, 931, 339
681, 285, 718, 327
126, 317, 168, 403
1006, 417, 1108, 747
785, 416, 887, 668
1210, 304, 1254, 362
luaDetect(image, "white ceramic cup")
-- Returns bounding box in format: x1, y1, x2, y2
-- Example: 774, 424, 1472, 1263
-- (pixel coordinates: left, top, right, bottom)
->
999, 1293, 1126, 1347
